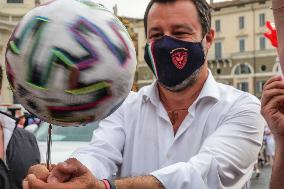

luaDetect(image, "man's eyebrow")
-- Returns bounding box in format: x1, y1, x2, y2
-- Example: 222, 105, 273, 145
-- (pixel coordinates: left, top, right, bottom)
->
173, 25, 194, 32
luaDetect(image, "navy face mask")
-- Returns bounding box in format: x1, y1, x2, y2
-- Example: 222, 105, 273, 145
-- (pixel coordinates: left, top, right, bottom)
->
144, 35, 205, 91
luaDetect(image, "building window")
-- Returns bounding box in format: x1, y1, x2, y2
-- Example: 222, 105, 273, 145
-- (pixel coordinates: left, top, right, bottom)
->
7, 0, 23, 3
217, 68, 222, 75
259, 13, 266, 27
239, 39, 245, 52
237, 82, 249, 92
215, 42, 222, 59
234, 64, 252, 75
239, 16, 245, 29
256, 80, 266, 93
215, 20, 221, 32
260, 37, 266, 50
260, 65, 267, 72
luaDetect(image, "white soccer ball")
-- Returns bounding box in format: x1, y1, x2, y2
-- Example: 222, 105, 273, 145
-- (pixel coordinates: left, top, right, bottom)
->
5, 0, 136, 126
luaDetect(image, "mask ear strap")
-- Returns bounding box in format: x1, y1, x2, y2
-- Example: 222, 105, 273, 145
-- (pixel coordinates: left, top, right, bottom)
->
200, 34, 206, 43
200, 35, 207, 59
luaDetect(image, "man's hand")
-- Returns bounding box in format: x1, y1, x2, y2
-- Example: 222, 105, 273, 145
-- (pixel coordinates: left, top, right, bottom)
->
23, 158, 104, 189
261, 75, 284, 141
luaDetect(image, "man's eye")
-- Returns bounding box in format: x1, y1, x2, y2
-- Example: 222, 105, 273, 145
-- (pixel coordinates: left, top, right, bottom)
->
174, 32, 189, 37
150, 34, 163, 40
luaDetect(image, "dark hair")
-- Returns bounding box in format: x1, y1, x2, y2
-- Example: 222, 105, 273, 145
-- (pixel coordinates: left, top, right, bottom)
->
144, 0, 212, 38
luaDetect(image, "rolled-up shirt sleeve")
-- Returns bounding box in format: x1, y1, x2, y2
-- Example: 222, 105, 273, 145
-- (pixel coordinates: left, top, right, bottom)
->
151, 97, 265, 189
71, 105, 126, 180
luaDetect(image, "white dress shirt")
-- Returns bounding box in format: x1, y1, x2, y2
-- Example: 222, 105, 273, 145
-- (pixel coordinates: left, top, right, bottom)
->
0, 114, 15, 163
72, 72, 265, 189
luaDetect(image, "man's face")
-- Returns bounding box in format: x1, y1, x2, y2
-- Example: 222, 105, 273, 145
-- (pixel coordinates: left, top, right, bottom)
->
147, 0, 203, 43
145, 0, 213, 91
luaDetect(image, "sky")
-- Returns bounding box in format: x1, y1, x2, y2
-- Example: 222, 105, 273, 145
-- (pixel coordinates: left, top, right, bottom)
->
96, 0, 230, 19
94, 0, 150, 18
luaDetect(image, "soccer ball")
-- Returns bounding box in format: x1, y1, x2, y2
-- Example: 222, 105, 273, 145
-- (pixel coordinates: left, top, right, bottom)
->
5, 0, 136, 126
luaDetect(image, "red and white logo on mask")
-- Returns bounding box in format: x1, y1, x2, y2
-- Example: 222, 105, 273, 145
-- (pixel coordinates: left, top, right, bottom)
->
170, 48, 188, 70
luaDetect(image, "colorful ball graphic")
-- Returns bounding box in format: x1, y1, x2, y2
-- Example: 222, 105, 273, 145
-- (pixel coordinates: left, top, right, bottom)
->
5, 0, 137, 126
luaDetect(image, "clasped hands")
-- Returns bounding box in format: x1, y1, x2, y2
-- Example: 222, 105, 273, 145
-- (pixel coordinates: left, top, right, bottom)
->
23, 158, 105, 189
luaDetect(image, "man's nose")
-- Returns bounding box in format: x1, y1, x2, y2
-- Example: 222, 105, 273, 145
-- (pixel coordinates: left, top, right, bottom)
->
164, 32, 172, 37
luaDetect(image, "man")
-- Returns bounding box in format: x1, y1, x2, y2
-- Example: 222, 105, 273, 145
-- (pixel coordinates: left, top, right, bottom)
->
273, 0, 284, 75
260, 0, 284, 188
24, 0, 265, 188
0, 66, 41, 189
261, 76, 284, 189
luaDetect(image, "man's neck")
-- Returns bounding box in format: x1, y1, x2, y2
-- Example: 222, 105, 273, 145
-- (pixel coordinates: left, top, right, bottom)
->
158, 69, 209, 111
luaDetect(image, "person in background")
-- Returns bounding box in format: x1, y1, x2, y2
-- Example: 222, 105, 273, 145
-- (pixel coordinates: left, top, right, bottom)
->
260, 0, 284, 188
273, 0, 284, 74
264, 126, 275, 166
0, 65, 41, 189
261, 76, 284, 189
17, 115, 26, 129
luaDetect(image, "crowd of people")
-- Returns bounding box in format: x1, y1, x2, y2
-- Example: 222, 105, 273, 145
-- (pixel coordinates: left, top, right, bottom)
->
1, 107, 41, 130
253, 126, 275, 178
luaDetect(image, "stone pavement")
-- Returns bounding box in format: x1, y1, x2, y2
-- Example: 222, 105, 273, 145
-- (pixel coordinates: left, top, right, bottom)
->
250, 166, 272, 189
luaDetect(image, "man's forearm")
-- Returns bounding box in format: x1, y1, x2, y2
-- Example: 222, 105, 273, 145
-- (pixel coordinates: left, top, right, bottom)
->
114, 176, 165, 189
272, 0, 284, 73
270, 136, 284, 189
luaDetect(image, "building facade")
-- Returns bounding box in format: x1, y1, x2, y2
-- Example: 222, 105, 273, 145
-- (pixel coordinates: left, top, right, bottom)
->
0, 0, 37, 104
118, 16, 140, 91
209, 0, 279, 99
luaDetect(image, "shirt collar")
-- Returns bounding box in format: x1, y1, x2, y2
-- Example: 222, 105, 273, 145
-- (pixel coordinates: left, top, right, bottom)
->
197, 70, 220, 102
142, 81, 160, 107
142, 70, 220, 107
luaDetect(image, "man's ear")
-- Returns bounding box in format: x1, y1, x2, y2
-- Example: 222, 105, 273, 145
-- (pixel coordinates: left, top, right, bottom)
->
204, 28, 215, 52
